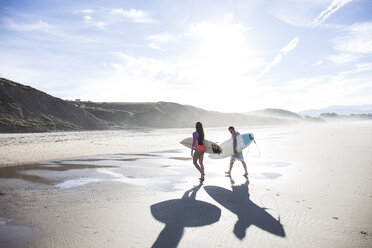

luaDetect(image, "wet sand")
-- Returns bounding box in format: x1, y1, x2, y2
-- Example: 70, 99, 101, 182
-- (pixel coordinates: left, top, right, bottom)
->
0, 122, 371, 247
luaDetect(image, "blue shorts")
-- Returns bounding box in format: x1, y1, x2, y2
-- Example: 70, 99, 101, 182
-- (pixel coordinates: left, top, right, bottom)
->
231, 151, 244, 162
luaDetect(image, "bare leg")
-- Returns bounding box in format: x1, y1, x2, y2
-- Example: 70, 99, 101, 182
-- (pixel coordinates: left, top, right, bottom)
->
241, 160, 248, 176
193, 150, 202, 175
199, 152, 205, 180
225, 160, 234, 176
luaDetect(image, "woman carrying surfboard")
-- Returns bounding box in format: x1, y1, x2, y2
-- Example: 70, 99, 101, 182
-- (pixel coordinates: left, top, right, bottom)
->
191, 122, 205, 181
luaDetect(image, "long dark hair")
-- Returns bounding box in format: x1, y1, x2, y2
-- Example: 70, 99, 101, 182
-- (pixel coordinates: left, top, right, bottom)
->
195, 122, 204, 145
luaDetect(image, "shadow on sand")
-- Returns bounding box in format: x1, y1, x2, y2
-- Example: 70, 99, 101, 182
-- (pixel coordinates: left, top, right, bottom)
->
204, 178, 286, 239
150, 182, 221, 248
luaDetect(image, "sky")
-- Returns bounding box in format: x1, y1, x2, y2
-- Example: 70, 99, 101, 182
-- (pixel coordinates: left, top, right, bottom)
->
0, 0, 371, 112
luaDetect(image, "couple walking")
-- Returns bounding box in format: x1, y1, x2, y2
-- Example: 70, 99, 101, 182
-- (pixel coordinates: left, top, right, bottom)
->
191, 122, 248, 181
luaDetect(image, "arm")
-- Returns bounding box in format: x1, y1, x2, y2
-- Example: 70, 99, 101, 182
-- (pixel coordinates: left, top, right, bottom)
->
191, 132, 199, 156
232, 133, 237, 154
192, 132, 198, 149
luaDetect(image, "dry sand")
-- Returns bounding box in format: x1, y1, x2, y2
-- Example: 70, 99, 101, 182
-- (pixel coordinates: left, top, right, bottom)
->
0, 122, 371, 247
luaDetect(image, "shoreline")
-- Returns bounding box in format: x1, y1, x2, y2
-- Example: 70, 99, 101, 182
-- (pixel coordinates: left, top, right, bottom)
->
1, 121, 371, 166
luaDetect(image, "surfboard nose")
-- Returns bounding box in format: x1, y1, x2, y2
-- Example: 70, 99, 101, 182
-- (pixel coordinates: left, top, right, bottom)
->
242, 133, 253, 145
180, 137, 192, 148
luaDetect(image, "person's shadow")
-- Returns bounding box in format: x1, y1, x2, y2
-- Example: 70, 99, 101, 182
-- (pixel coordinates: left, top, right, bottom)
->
204, 178, 286, 239
150, 182, 221, 248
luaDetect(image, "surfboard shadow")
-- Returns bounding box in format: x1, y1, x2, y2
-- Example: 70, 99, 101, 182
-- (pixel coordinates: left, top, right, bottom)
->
150, 182, 221, 248
204, 179, 286, 239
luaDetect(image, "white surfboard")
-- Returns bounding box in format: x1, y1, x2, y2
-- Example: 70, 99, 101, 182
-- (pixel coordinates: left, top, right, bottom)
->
180, 138, 222, 155
208, 133, 254, 159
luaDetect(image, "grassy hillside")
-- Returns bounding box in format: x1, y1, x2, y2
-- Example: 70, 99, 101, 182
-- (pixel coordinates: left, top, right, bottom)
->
0, 78, 107, 132
71, 101, 292, 128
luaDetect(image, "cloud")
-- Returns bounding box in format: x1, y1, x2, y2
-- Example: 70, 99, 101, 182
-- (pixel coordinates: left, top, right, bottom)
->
313, 0, 354, 27
267, 0, 333, 27
84, 15, 92, 21
110, 8, 156, 23
333, 22, 372, 54
73, 8, 156, 29
81, 9, 93, 14
337, 62, 372, 77
269, 0, 354, 27
145, 33, 179, 50
3, 18, 74, 38
5, 19, 53, 32
186, 17, 252, 38
323, 22, 372, 65
73, 9, 108, 30
256, 37, 299, 80
257, 0, 354, 80
82, 15, 107, 30
326, 53, 360, 64
280, 36, 300, 53
311, 59, 323, 67
74, 9, 94, 14
264, 62, 372, 110
111, 52, 170, 77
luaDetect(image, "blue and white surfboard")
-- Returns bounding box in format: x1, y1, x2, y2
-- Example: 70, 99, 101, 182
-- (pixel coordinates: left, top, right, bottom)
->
209, 133, 254, 159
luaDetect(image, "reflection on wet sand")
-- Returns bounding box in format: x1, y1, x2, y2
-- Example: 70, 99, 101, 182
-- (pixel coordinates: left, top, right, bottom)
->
0, 152, 200, 190
0, 151, 286, 190
0, 162, 117, 185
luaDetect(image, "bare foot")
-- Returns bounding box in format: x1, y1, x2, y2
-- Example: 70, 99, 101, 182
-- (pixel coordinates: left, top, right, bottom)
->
225, 171, 231, 175
243, 173, 248, 177
199, 177, 205, 181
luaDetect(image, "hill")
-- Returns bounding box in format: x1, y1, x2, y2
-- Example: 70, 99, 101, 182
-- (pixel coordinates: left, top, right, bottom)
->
319, 112, 372, 121
299, 105, 372, 116
6, 78, 360, 133
71, 101, 291, 128
246, 108, 303, 121
0, 78, 107, 132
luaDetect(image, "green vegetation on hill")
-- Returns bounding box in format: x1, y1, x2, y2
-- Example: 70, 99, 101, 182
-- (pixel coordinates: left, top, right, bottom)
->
0, 116, 79, 132
0, 78, 107, 133
70, 101, 292, 128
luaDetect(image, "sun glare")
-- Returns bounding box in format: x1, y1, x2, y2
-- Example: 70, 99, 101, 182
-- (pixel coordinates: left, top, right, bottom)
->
189, 20, 252, 73
181, 19, 266, 111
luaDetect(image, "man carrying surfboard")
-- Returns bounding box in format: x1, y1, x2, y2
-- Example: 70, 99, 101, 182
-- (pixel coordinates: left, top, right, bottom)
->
225, 126, 248, 177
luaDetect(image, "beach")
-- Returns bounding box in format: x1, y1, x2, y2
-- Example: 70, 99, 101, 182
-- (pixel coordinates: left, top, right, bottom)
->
0, 122, 371, 247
